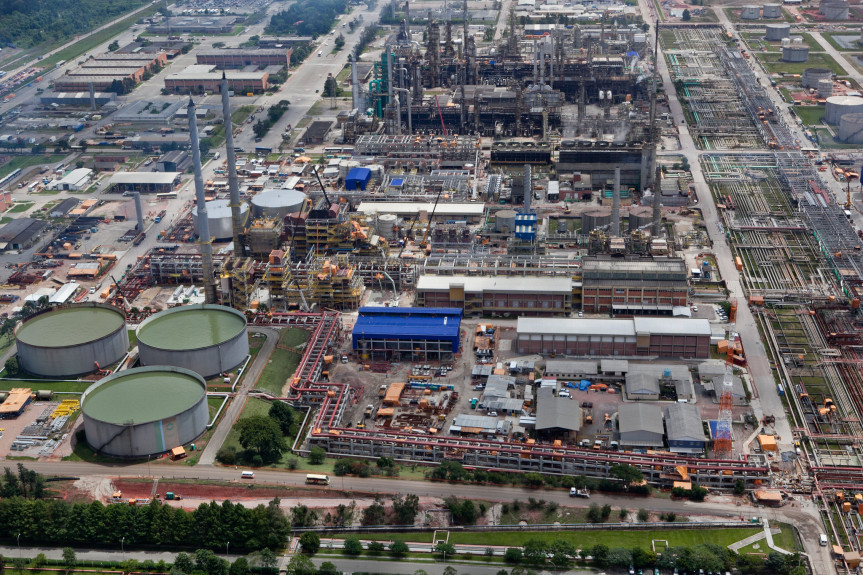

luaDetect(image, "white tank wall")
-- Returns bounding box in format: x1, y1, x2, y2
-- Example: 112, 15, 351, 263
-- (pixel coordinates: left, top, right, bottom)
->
817, 79, 834, 98
136, 306, 250, 378
826, 97, 863, 124
192, 200, 249, 240
251, 189, 307, 220
15, 305, 129, 378
81, 368, 208, 458
839, 113, 863, 143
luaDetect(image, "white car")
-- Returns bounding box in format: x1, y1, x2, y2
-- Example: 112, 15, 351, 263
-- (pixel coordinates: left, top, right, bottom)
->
559, 390, 571, 398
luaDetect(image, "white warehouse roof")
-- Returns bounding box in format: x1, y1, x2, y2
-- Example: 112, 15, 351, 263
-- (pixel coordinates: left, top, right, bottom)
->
517, 317, 711, 337
417, 275, 572, 294
356, 202, 485, 218
109, 172, 181, 185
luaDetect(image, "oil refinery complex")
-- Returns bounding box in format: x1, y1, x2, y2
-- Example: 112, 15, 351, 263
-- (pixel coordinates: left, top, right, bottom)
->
2, 0, 863, 570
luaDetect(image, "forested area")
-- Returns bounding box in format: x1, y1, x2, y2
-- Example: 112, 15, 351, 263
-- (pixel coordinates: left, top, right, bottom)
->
267, 0, 348, 38
0, 0, 149, 48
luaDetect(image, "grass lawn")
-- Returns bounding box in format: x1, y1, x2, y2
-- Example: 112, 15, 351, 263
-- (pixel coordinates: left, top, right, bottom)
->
8, 202, 34, 213
128, 329, 138, 350
333, 528, 762, 550
279, 327, 310, 348
771, 521, 798, 551
793, 105, 826, 125
0, 379, 91, 393
0, 154, 65, 179
760, 52, 846, 75
231, 105, 257, 125
207, 395, 226, 419
40, 4, 159, 68
822, 32, 860, 51
255, 347, 300, 395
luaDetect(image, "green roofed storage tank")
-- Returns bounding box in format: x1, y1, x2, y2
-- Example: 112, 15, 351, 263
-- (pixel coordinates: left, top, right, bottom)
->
136, 304, 248, 378
81, 366, 208, 458
15, 303, 128, 377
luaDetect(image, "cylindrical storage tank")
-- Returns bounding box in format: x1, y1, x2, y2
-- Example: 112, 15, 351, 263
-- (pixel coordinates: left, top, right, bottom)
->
495, 209, 517, 233
765, 23, 790, 40
338, 160, 352, 179
839, 113, 863, 144
628, 206, 653, 231
820, 1, 849, 19
192, 199, 248, 241
762, 3, 782, 17
581, 206, 613, 233
377, 214, 398, 240
368, 164, 385, 181
817, 78, 834, 98
802, 67, 832, 88
15, 303, 128, 377
251, 189, 307, 220
137, 304, 249, 378
36, 390, 53, 401
741, 5, 761, 18
781, 44, 809, 63
81, 366, 208, 458
826, 96, 863, 124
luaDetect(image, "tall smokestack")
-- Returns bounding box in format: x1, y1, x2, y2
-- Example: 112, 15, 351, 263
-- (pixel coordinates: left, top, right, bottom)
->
612, 166, 620, 236
405, 1, 410, 39
351, 59, 360, 109
188, 97, 217, 304
133, 192, 144, 232
523, 164, 532, 212
89, 82, 96, 111
533, 39, 538, 84
652, 165, 662, 237
549, 34, 554, 88
386, 42, 393, 100
220, 74, 243, 253
647, 19, 660, 191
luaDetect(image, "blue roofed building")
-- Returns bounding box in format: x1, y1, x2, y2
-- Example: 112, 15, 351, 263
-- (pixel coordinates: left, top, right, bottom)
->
345, 167, 372, 191
351, 307, 462, 361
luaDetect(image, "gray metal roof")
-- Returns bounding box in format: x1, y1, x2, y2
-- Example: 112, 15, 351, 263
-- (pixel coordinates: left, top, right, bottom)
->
626, 372, 659, 395
485, 397, 525, 412
518, 317, 636, 337
627, 363, 692, 383
0, 218, 46, 244
698, 361, 729, 379
601, 359, 629, 373
664, 403, 706, 442
483, 374, 514, 398
633, 317, 711, 336
618, 403, 664, 435
109, 172, 181, 185
417, 275, 572, 294
536, 391, 583, 431
451, 413, 500, 431
544, 359, 598, 375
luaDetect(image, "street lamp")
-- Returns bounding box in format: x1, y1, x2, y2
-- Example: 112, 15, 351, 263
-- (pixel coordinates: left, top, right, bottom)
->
121, 536, 125, 557
225, 542, 230, 556
17, 533, 21, 559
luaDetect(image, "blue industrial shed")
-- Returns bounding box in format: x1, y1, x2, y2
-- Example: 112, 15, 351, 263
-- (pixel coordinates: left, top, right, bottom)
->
352, 307, 462, 360
345, 167, 372, 191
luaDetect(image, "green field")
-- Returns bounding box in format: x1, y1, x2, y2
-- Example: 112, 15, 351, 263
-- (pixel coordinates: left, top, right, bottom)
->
8, 202, 34, 213
0, 154, 65, 179
793, 105, 826, 125
760, 52, 846, 75
231, 105, 256, 125
256, 347, 301, 395
0, 379, 91, 393
279, 327, 310, 348
333, 528, 762, 550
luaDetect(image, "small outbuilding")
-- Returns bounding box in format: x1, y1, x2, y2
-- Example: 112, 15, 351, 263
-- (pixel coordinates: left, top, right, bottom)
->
664, 403, 707, 454
618, 403, 664, 448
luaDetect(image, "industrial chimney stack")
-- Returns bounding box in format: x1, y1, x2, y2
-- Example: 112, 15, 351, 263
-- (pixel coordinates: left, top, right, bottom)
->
612, 166, 620, 236
133, 192, 144, 233
652, 165, 662, 237
220, 73, 243, 252
187, 97, 217, 304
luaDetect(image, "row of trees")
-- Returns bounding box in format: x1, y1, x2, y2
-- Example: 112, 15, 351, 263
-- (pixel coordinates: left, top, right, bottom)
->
252, 101, 291, 140
0, 497, 289, 551
267, 0, 349, 38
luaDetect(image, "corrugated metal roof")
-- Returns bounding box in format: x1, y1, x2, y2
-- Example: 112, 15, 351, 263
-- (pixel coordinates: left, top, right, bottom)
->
619, 403, 664, 435
664, 403, 706, 442
545, 359, 598, 375
536, 390, 583, 431
352, 307, 462, 351
417, 275, 572, 294
518, 317, 636, 337
626, 372, 659, 395
634, 317, 711, 336
601, 359, 629, 373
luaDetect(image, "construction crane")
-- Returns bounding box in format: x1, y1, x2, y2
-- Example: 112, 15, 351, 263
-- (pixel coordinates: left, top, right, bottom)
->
419, 187, 445, 249
312, 166, 333, 209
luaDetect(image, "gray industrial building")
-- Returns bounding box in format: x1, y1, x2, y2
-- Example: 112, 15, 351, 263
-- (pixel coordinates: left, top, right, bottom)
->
0, 218, 48, 251
40, 92, 117, 107
147, 15, 239, 34
664, 403, 707, 454
535, 387, 582, 437
450, 413, 511, 436
156, 150, 192, 173
618, 403, 664, 449
625, 364, 693, 401
581, 256, 689, 315
108, 172, 182, 194
544, 359, 598, 379
303, 120, 334, 145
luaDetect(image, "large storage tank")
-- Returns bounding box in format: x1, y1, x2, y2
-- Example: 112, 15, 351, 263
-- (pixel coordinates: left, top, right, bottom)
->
802, 67, 833, 88
192, 199, 249, 241
839, 113, 863, 143
741, 5, 761, 18
820, 0, 849, 19
781, 40, 810, 63
15, 303, 128, 377
137, 304, 249, 378
251, 189, 307, 220
628, 206, 653, 232
581, 206, 612, 233
765, 23, 790, 40
817, 78, 834, 98
762, 3, 782, 17
495, 209, 517, 233
81, 366, 208, 458
826, 95, 863, 124
377, 214, 398, 240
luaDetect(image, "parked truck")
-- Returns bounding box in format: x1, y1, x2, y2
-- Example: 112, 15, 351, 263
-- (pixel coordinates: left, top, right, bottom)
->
569, 488, 590, 498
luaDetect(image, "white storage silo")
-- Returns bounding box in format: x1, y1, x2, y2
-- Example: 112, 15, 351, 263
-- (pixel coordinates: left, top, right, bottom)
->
826, 95, 863, 124
817, 78, 834, 98
839, 113, 863, 144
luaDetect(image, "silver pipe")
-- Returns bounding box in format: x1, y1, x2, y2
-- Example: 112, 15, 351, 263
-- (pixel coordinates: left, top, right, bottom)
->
612, 166, 620, 236
220, 73, 243, 252
187, 97, 216, 304
394, 87, 412, 135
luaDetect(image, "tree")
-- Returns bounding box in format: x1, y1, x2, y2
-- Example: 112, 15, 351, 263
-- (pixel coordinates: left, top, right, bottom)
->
317, 562, 337, 575
682, 8, 691, 20
435, 541, 456, 560
284, 555, 314, 575
291, 504, 318, 527
442, 567, 457, 575
619, 508, 629, 521
334, 33, 345, 49
4, 357, 19, 377
637, 508, 650, 522
587, 503, 602, 523
734, 479, 746, 496
299, 532, 320, 554
108, 40, 120, 51
609, 463, 643, 486
61, 548, 76, 573
392, 494, 420, 524
367, 541, 385, 555
504, 548, 522, 563
389, 541, 409, 557
229, 558, 249, 575
269, 401, 294, 435
323, 75, 339, 97
606, 548, 633, 568
591, 544, 609, 567
235, 415, 287, 463
309, 445, 326, 464
343, 536, 363, 556
601, 504, 612, 522
361, 499, 386, 525
174, 554, 194, 574
259, 549, 278, 574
